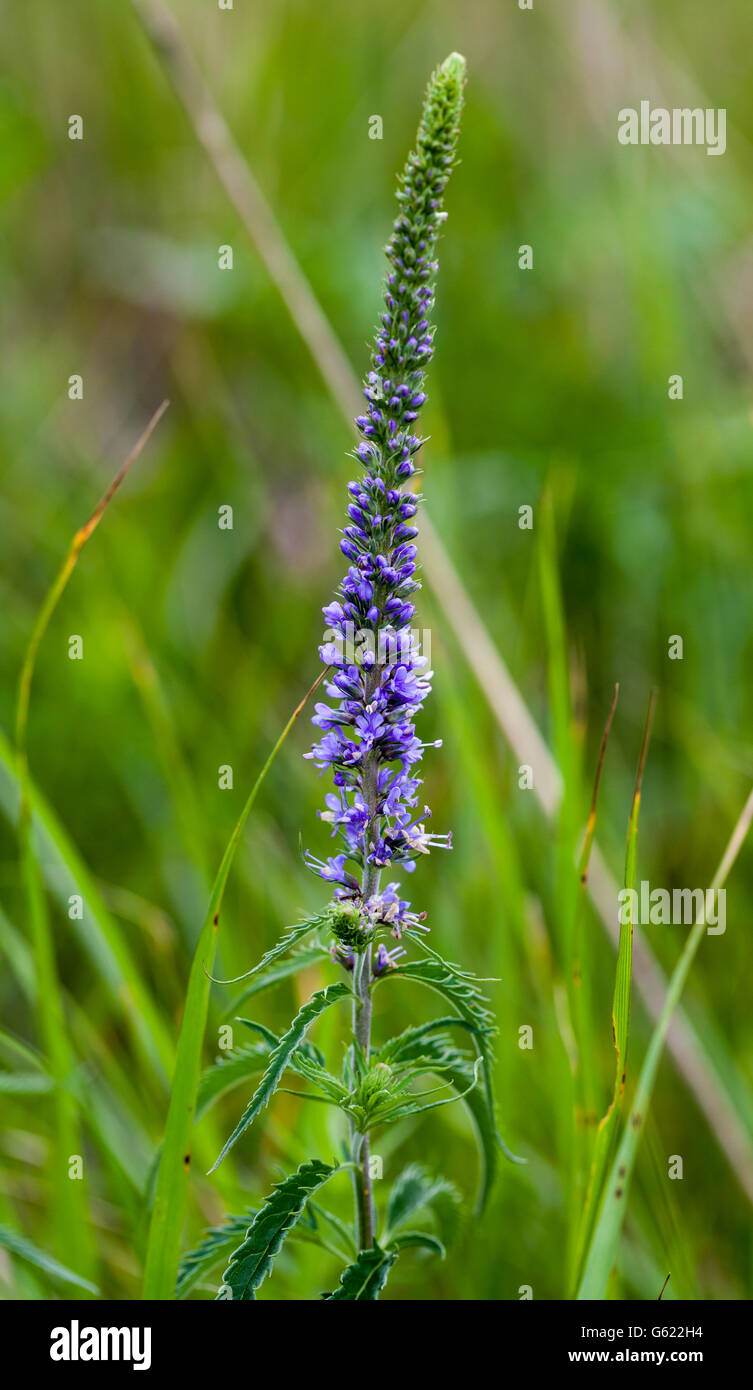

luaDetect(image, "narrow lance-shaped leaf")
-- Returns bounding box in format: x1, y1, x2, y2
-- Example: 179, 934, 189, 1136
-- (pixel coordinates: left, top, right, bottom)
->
378, 1016, 486, 1060
197, 1034, 350, 1123
176, 1208, 257, 1300
220, 1160, 338, 1300
209, 982, 352, 1172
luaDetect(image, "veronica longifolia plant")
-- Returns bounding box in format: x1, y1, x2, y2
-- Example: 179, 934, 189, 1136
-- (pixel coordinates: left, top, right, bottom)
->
198, 53, 509, 1303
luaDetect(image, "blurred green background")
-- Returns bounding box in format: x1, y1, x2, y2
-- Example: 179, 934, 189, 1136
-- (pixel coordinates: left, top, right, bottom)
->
1, 0, 753, 1299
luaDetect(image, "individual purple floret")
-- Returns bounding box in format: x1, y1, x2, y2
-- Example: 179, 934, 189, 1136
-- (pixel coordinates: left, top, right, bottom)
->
372, 942, 407, 977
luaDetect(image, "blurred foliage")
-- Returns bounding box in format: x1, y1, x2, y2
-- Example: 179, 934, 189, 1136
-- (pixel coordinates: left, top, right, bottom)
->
1, 0, 753, 1300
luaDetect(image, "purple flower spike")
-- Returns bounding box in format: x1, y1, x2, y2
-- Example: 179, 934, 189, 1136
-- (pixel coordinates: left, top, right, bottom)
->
305, 53, 465, 954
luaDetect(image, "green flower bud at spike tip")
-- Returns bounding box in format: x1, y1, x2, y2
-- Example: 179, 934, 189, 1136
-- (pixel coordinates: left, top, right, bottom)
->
441, 51, 466, 83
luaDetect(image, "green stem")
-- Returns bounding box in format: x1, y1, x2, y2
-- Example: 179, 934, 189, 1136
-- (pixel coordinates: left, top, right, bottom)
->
352, 740, 380, 1249
352, 945, 375, 1249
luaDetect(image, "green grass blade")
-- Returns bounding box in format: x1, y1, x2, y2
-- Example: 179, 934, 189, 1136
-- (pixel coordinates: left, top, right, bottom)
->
141, 667, 326, 1299
578, 785, 753, 1298
0, 904, 157, 1196
0, 728, 173, 1082
537, 489, 582, 962
14, 402, 170, 769
571, 693, 655, 1292
0, 1223, 100, 1296
0, 1073, 54, 1095
9, 413, 167, 1288
19, 831, 95, 1278
122, 616, 212, 888
568, 685, 620, 1266
0, 1026, 47, 1072
571, 686, 619, 1106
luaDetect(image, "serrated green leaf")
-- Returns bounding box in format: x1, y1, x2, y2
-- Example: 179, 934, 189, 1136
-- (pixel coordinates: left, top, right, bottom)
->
220, 1159, 337, 1299
209, 982, 352, 1172
321, 1242, 397, 1300
289, 1050, 350, 1104
404, 926, 497, 983
378, 956, 514, 1209
355, 1056, 482, 1128
383, 1163, 461, 1244
176, 1208, 257, 1299
378, 1017, 484, 1062
387, 958, 496, 1040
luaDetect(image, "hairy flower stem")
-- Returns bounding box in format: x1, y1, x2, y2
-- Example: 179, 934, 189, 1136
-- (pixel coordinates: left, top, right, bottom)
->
352, 951, 375, 1249
352, 741, 380, 1248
